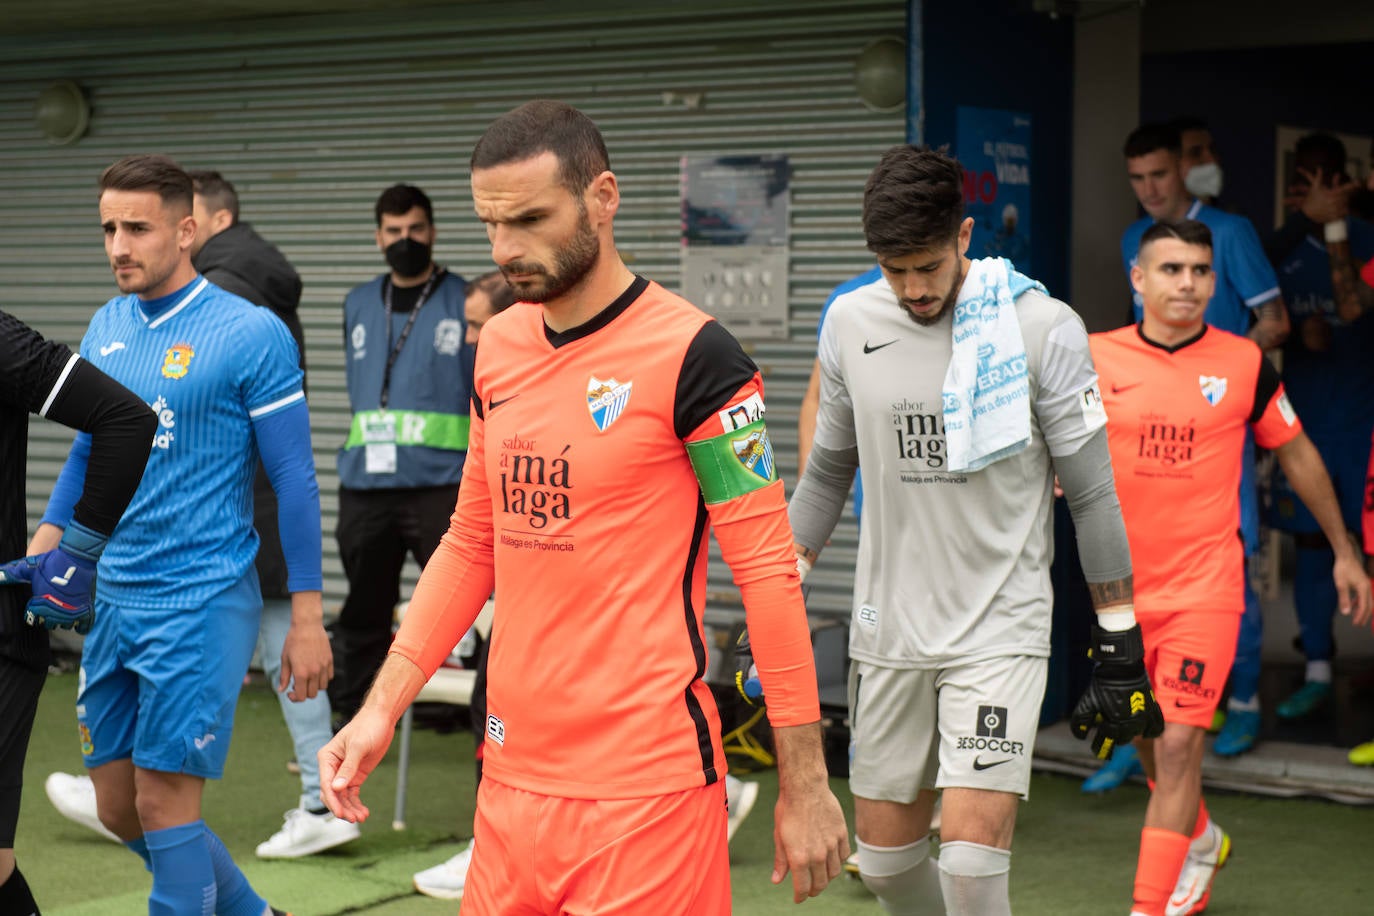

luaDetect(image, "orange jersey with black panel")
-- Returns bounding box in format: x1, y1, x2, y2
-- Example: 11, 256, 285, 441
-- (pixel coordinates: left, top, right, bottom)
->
391, 276, 818, 800
1090, 325, 1301, 615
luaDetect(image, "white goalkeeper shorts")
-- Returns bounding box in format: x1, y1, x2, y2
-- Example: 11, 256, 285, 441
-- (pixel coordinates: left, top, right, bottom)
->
847, 655, 1047, 803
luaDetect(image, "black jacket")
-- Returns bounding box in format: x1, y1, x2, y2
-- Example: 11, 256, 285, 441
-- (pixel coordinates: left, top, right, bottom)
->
193, 222, 305, 598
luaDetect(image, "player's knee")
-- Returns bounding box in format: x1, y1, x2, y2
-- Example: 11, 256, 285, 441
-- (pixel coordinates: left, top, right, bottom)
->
131, 783, 192, 834
858, 836, 944, 914
937, 841, 1011, 916
1154, 723, 1205, 770
98, 796, 139, 839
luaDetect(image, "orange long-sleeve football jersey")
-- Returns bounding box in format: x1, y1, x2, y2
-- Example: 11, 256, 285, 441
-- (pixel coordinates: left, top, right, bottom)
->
1091, 325, 1301, 615
391, 276, 819, 799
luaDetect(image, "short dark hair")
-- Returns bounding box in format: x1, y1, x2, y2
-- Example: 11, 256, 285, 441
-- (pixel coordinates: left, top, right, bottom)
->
469, 270, 517, 313
99, 154, 193, 214
471, 100, 610, 198
1139, 219, 1213, 259
374, 184, 434, 226
861, 145, 965, 258
187, 169, 240, 222
1123, 122, 1181, 159
1295, 132, 1347, 178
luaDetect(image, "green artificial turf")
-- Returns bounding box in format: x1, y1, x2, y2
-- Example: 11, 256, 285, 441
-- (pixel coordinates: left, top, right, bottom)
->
19, 671, 1374, 914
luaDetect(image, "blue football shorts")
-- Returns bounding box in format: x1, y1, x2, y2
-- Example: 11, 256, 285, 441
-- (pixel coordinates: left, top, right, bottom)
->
77, 569, 262, 778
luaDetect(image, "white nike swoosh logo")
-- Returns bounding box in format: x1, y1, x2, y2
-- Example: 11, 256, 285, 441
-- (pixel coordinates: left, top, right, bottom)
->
100, 342, 126, 356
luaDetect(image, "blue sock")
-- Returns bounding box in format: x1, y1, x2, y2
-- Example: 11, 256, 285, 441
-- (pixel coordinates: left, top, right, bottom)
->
145, 820, 215, 916
204, 826, 267, 916
124, 835, 153, 871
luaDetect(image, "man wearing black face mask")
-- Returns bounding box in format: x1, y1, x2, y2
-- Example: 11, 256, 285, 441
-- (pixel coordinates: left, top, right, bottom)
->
332, 183, 474, 726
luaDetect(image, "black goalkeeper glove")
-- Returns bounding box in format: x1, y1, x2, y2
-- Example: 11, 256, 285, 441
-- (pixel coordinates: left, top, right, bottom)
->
1070, 623, 1164, 759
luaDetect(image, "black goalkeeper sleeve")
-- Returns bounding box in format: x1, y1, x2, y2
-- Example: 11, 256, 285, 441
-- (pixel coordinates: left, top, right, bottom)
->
44, 359, 156, 537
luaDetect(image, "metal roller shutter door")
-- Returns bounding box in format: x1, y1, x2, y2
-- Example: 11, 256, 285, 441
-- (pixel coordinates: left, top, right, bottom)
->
0, 0, 904, 618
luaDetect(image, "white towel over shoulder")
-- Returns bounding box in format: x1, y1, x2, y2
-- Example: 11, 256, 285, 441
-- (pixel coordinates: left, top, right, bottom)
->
942, 257, 1043, 473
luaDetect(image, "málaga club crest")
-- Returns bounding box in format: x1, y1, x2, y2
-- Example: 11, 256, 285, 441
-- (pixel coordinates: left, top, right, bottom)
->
733, 428, 775, 481
586, 376, 633, 431
1198, 374, 1227, 406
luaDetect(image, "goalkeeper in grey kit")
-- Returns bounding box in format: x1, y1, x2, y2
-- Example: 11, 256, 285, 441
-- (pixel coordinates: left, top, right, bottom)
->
0, 308, 154, 915
788, 145, 1162, 915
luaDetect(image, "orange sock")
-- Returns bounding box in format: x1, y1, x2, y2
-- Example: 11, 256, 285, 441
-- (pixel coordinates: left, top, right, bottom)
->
1190, 797, 1210, 840
1134, 827, 1191, 916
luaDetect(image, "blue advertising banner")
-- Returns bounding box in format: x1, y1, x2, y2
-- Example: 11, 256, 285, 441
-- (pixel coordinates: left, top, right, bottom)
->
956, 107, 1032, 275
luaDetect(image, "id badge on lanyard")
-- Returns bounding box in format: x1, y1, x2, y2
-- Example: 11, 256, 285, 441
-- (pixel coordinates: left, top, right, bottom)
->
371, 268, 443, 475
362, 412, 398, 474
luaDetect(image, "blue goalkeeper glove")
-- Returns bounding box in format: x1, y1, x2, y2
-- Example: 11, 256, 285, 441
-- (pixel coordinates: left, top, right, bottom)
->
0, 521, 107, 635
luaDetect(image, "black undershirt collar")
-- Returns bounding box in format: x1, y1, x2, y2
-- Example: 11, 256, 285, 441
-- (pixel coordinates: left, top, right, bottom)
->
387, 280, 425, 312
543, 275, 650, 348
1135, 322, 1208, 354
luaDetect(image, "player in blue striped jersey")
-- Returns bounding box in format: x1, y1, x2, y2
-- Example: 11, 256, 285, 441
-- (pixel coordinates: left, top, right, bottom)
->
31, 155, 325, 916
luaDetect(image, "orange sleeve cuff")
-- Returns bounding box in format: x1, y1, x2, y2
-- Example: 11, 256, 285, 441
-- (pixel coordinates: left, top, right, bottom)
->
709, 479, 821, 727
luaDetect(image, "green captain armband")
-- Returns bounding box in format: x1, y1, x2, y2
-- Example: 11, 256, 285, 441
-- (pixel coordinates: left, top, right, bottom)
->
686, 418, 779, 505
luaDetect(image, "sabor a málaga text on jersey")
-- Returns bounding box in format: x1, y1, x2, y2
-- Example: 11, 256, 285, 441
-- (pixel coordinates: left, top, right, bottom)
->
813, 273, 1105, 668
1091, 325, 1300, 615
391, 277, 818, 800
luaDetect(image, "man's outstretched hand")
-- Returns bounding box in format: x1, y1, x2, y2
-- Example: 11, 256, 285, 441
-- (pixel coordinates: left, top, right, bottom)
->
318, 708, 397, 824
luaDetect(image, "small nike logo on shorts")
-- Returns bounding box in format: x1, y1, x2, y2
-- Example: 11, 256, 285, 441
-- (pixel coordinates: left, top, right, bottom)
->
488, 395, 519, 412
973, 756, 1012, 771
1111, 382, 1143, 394
1174, 699, 1207, 709
863, 340, 898, 354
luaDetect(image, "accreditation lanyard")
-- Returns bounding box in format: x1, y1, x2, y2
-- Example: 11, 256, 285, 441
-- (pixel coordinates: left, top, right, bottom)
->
380, 267, 444, 410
